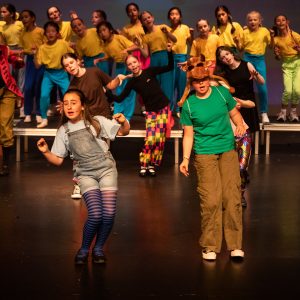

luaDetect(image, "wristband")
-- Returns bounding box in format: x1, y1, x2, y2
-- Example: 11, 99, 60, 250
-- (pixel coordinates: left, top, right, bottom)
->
183, 156, 190, 160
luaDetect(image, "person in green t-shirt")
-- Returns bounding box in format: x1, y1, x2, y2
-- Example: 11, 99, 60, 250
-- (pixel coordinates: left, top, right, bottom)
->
179, 64, 246, 262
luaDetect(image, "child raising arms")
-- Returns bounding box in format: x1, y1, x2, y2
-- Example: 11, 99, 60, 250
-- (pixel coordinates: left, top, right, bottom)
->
108, 43, 174, 176
70, 18, 109, 74
139, 10, 177, 103
190, 19, 220, 75
240, 11, 271, 123
19, 9, 45, 123
270, 15, 300, 122
34, 21, 74, 128
212, 5, 243, 53
37, 88, 130, 264
168, 7, 192, 116
122, 2, 149, 115
96, 21, 140, 121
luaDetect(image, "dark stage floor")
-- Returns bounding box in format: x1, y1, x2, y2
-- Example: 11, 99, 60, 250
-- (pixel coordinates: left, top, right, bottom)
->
1, 124, 300, 299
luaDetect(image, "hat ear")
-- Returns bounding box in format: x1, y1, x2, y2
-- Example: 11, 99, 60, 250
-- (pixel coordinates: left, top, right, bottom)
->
177, 82, 191, 107
210, 74, 235, 94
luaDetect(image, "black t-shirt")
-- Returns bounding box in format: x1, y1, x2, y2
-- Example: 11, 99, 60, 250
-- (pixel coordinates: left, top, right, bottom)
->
113, 51, 174, 112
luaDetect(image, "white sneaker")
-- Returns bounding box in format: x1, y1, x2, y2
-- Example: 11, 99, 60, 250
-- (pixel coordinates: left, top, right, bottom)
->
36, 115, 42, 123
230, 249, 245, 259
289, 111, 299, 122
71, 184, 81, 199
37, 119, 48, 128
202, 250, 216, 261
261, 113, 270, 124
148, 166, 156, 176
24, 115, 32, 123
277, 110, 286, 122
141, 106, 146, 116
139, 166, 147, 177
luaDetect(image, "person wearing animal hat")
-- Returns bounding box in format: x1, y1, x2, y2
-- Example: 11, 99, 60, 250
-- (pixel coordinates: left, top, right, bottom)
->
179, 57, 246, 261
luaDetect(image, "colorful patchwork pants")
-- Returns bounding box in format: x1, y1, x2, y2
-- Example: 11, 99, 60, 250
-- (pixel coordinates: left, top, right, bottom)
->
139, 105, 169, 167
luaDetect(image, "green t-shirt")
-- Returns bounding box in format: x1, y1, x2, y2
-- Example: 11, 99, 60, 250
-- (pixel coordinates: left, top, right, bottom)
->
180, 86, 236, 155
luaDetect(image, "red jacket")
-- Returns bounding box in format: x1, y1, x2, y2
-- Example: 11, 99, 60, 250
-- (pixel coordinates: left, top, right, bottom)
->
0, 45, 23, 98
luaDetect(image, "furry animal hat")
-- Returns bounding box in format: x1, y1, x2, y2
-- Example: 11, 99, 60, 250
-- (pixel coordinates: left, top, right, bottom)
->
177, 55, 234, 107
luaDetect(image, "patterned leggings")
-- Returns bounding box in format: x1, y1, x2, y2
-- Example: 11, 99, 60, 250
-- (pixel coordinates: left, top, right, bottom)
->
235, 130, 252, 190
139, 105, 169, 167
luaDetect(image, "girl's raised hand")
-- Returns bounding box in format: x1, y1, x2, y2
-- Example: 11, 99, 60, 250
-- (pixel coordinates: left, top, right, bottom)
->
55, 101, 63, 114
93, 57, 103, 65
117, 74, 132, 86
113, 113, 126, 124
161, 26, 168, 34
37, 138, 49, 153
274, 46, 281, 59
69, 10, 78, 20
249, 69, 259, 80
133, 36, 142, 47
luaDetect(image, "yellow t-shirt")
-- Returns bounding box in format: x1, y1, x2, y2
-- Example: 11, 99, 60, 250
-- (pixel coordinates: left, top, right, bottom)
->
103, 34, 133, 63
20, 27, 45, 54
37, 39, 74, 69
171, 24, 190, 54
274, 31, 300, 58
2, 20, 24, 46
211, 21, 243, 48
143, 24, 171, 54
75, 28, 105, 57
242, 27, 270, 55
0, 20, 6, 33
190, 33, 220, 62
122, 22, 145, 42
59, 21, 73, 42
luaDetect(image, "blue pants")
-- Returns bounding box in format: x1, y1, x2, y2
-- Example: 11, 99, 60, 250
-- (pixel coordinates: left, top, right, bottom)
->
40, 69, 70, 119
83, 53, 110, 75
173, 54, 187, 112
243, 52, 269, 113
24, 55, 44, 116
114, 62, 136, 121
150, 50, 173, 104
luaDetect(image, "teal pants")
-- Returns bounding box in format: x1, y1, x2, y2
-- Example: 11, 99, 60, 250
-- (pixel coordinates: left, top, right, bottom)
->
173, 54, 187, 112
83, 53, 110, 75
114, 62, 136, 121
243, 52, 269, 113
40, 69, 69, 119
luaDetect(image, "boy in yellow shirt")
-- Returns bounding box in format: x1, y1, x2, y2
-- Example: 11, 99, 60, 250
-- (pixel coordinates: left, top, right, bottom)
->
34, 21, 74, 128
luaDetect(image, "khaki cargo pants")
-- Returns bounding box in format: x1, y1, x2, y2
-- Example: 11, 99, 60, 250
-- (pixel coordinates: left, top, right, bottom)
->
194, 149, 242, 253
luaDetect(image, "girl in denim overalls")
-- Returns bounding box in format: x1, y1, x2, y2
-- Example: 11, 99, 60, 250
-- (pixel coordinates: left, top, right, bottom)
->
37, 88, 130, 264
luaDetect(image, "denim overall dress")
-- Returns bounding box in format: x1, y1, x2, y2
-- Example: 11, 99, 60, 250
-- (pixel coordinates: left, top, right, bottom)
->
64, 123, 118, 194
